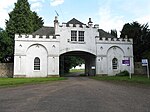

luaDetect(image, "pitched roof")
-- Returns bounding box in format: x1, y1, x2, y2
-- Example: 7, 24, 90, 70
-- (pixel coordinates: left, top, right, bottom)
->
98, 29, 115, 38
32, 26, 54, 36
66, 18, 85, 26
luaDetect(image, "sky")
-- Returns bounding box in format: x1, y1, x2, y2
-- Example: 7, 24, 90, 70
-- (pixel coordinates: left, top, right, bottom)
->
0, 0, 150, 36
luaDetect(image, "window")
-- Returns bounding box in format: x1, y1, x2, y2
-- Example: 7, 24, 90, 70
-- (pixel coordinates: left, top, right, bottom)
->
34, 57, 40, 70
71, 31, 77, 41
112, 58, 118, 69
78, 31, 84, 41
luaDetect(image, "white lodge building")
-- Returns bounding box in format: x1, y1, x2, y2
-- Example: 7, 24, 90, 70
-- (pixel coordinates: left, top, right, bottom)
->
14, 17, 134, 77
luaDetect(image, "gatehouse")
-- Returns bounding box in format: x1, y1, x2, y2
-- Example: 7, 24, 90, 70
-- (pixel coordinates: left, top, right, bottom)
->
14, 17, 134, 77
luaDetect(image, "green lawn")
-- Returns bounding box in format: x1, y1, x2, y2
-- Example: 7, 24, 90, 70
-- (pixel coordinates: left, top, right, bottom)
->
0, 77, 67, 87
91, 75, 150, 85
69, 69, 84, 73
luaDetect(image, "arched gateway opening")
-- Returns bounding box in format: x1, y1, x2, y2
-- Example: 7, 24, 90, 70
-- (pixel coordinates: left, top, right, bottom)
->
59, 51, 96, 77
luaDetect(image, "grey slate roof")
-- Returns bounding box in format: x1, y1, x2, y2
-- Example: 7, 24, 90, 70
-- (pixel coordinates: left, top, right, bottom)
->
66, 18, 85, 26
98, 29, 115, 38
32, 26, 54, 36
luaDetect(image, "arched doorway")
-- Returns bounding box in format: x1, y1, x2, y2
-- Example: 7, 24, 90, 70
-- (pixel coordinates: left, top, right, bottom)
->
59, 51, 96, 77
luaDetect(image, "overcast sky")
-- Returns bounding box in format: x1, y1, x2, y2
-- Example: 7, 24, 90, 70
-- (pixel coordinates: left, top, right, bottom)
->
0, 0, 150, 36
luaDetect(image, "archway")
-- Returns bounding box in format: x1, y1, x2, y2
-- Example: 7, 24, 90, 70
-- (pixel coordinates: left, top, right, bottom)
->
59, 51, 96, 77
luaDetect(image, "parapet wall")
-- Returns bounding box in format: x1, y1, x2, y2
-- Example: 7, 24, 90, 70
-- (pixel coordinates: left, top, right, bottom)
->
15, 34, 60, 41
96, 37, 133, 44
59, 23, 99, 29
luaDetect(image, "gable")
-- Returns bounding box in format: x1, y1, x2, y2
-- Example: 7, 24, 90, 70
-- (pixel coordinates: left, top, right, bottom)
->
66, 18, 85, 26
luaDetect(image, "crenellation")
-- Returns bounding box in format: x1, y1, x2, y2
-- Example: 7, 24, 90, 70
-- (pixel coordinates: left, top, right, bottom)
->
82, 24, 86, 28
69, 24, 73, 27
108, 38, 111, 41
15, 34, 60, 41
60, 23, 95, 29
96, 37, 133, 44
62, 23, 66, 27
76, 24, 80, 27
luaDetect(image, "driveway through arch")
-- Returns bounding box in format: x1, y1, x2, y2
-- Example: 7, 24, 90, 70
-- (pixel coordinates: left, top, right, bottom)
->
59, 51, 96, 76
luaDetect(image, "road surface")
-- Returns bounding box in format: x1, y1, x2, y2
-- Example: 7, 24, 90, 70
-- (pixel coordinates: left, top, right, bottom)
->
0, 77, 150, 112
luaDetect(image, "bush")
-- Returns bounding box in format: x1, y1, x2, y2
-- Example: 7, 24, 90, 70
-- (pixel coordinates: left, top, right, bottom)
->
116, 70, 129, 76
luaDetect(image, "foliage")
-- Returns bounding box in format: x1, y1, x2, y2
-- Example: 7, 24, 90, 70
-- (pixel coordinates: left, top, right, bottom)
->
32, 11, 44, 32
64, 56, 84, 73
0, 28, 13, 62
142, 51, 150, 62
60, 56, 85, 74
4, 0, 44, 62
120, 22, 150, 61
6, 0, 33, 39
111, 29, 117, 37
91, 75, 150, 85
116, 70, 129, 76
0, 77, 66, 87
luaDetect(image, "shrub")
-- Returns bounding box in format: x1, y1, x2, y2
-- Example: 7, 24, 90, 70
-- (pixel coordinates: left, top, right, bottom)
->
116, 70, 129, 76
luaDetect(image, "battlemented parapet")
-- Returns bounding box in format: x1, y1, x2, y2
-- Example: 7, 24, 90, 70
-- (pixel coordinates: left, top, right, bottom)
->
96, 36, 133, 44
59, 23, 99, 29
60, 23, 87, 28
15, 34, 60, 41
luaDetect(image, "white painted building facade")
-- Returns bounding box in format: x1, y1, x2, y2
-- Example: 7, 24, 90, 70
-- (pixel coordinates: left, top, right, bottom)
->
14, 17, 134, 77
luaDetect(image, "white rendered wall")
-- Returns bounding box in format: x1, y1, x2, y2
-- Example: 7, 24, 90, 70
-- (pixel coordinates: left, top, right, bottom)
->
96, 37, 134, 76
26, 44, 47, 77
14, 34, 60, 77
57, 24, 98, 55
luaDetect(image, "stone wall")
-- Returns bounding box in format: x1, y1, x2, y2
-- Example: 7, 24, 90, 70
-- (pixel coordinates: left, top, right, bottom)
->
0, 63, 13, 77
134, 62, 147, 75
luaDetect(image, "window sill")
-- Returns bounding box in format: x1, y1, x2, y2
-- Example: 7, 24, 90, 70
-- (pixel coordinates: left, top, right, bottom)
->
69, 41, 86, 44
34, 70, 40, 72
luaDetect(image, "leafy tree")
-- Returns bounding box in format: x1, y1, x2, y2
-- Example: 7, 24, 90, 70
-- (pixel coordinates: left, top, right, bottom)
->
32, 11, 44, 32
0, 28, 13, 62
120, 21, 150, 61
6, 0, 33, 39
5, 0, 44, 62
60, 56, 84, 74
111, 29, 117, 37
64, 56, 84, 73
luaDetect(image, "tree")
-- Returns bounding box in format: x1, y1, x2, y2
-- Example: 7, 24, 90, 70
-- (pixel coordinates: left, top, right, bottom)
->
120, 21, 150, 61
0, 28, 13, 62
32, 11, 44, 32
111, 29, 117, 37
5, 0, 44, 62
6, 0, 34, 39
60, 56, 84, 74
64, 56, 84, 73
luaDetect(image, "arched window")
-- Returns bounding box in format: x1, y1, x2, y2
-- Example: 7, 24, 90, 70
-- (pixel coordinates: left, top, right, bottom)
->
34, 57, 40, 70
112, 58, 118, 69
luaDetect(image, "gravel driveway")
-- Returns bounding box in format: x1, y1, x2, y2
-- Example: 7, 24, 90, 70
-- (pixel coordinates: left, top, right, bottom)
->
0, 77, 150, 112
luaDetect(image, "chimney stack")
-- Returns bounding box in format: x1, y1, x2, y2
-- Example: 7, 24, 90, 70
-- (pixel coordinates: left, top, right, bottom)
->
88, 18, 93, 27
54, 16, 59, 34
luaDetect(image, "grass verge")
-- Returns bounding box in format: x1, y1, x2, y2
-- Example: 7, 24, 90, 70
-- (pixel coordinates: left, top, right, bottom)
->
91, 75, 150, 85
0, 77, 67, 87
70, 69, 84, 73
